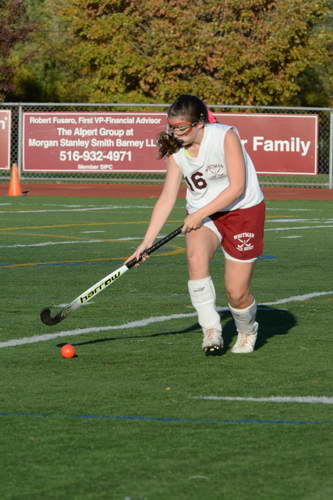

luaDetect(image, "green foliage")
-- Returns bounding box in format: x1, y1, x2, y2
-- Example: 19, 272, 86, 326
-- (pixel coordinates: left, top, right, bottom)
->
6, 0, 77, 102
0, 0, 35, 100
54, 0, 331, 104
5, 0, 333, 105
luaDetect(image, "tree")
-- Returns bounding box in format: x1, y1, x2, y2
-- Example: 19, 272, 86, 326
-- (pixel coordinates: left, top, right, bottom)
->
6, 0, 75, 102
7, 0, 333, 105
0, 0, 36, 101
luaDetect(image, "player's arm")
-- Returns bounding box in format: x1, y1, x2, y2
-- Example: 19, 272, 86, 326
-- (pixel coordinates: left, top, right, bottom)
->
142, 156, 182, 246
182, 129, 246, 232
125, 156, 182, 262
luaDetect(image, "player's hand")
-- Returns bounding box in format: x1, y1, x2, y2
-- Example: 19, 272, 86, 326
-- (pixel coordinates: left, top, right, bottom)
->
124, 242, 150, 266
181, 213, 203, 233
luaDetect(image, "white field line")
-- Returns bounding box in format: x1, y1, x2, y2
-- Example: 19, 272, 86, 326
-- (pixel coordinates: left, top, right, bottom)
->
261, 290, 333, 305
10, 205, 316, 211
0, 240, 104, 249
195, 396, 333, 404
266, 208, 314, 211
281, 236, 303, 239
266, 224, 333, 231
1, 205, 315, 211
0, 312, 199, 348
80, 230, 105, 234
266, 218, 333, 223
1, 291, 333, 349
0, 205, 152, 214
2, 223, 332, 249
0, 237, 142, 249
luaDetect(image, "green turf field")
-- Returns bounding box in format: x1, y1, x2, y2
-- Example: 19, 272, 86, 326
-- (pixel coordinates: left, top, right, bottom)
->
1, 196, 332, 499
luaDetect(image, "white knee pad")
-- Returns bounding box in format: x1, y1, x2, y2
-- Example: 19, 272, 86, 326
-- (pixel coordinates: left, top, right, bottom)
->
228, 300, 257, 334
188, 276, 221, 330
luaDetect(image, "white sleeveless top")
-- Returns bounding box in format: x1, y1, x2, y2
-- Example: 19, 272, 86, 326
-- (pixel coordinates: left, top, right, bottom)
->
172, 123, 263, 213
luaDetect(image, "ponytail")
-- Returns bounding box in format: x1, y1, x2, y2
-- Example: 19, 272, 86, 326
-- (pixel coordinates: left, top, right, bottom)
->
156, 131, 183, 158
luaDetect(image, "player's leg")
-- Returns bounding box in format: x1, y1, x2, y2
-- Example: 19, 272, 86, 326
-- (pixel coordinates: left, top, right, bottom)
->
219, 202, 265, 353
186, 226, 223, 354
224, 258, 258, 353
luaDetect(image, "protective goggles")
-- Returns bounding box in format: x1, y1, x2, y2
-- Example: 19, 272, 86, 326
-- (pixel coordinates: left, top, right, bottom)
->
167, 121, 197, 135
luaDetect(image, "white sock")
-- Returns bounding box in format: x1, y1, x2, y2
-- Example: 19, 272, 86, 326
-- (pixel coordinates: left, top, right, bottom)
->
228, 300, 257, 334
188, 276, 221, 330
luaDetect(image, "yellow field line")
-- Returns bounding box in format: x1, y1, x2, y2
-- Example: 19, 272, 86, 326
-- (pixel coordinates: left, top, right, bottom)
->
6, 232, 103, 241
2, 245, 186, 269
266, 215, 299, 219
0, 220, 183, 232
0, 216, 299, 234
3, 231, 174, 244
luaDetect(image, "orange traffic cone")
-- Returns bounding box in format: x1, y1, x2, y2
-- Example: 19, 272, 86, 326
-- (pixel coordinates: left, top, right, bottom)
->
8, 163, 23, 196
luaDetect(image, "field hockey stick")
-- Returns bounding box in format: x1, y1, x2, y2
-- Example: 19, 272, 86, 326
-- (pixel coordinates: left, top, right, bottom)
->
40, 225, 183, 326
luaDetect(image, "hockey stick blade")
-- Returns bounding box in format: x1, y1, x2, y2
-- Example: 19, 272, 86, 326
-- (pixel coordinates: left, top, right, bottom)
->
40, 307, 65, 326
40, 225, 183, 326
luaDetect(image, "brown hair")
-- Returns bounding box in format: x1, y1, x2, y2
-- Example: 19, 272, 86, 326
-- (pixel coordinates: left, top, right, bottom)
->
157, 95, 209, 158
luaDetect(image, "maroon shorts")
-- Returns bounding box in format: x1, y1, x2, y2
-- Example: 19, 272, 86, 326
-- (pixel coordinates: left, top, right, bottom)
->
207, 201, 265, 261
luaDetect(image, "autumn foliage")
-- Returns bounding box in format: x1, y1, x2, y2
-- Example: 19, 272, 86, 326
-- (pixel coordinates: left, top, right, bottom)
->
55, 0, 329, 105
0, 0, 35, 99
1, 0, 332, 105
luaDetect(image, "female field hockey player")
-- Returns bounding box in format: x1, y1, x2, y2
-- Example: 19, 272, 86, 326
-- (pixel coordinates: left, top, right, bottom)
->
126, 94, 265, 354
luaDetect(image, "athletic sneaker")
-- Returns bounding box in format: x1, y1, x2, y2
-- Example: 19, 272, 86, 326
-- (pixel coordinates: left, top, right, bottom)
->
202, 327, 223, 355
231, 322, 259, 353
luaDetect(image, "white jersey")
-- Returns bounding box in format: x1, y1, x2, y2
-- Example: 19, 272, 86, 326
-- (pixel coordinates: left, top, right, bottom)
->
172, 123, 263, 213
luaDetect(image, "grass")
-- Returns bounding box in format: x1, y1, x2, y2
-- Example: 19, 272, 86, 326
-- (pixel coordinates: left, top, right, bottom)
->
0, 196, 333, 499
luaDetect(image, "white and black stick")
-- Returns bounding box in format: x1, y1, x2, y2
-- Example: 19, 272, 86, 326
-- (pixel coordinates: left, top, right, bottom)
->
40, 225, 183, 326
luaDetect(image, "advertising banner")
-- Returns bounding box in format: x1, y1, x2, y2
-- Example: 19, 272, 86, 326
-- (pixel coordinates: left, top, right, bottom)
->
215, 113, 318, 175
0, 110, 11, 170
23, 111, 318, 175
23, 112, 166, 173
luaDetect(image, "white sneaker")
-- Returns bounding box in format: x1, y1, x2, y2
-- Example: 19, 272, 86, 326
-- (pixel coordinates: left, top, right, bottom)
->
231, 322, 259, 354
202, 328, 223, 355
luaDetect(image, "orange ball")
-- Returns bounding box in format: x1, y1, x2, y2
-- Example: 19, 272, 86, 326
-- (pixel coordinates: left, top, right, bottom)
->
60, 344, 76, 359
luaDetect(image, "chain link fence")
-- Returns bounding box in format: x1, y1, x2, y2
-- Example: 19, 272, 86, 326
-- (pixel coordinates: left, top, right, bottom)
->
1, 102, 332, 188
